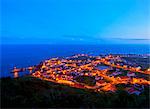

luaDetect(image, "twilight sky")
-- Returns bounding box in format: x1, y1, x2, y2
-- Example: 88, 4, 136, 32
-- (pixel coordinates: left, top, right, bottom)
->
1, 0, 150, 44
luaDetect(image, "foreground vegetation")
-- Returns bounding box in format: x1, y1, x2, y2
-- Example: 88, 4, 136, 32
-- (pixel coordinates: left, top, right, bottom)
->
1, 76, 149, 108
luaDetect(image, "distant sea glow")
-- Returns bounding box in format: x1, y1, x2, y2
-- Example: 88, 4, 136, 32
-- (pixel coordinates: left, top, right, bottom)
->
1, 44, 150, 77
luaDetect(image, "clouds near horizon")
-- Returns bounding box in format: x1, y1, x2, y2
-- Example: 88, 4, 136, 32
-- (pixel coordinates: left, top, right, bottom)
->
1, 0, 150, 44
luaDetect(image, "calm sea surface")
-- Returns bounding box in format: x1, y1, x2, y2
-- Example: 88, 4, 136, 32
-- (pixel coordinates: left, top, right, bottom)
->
1, 44, 150, 77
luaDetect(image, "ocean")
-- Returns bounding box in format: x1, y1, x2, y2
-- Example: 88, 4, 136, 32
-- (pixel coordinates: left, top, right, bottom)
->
1, 44, 150, 77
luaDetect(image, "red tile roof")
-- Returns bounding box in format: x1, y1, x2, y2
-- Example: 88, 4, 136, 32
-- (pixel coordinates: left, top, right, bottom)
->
97, 80, 105, 84
120, 76, 129, 79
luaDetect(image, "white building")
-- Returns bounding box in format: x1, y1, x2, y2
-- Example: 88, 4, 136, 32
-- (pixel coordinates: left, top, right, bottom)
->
127, 72, 135, 77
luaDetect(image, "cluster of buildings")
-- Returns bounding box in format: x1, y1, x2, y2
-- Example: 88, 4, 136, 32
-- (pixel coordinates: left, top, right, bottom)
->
12, 54, 150, 95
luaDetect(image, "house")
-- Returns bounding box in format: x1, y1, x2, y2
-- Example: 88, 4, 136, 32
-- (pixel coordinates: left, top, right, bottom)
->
43, 73, 51, 78
110, 71, 122, 76
109, 67, 114, 70
98, 80, 105, 83
96, 80, 106, 86
120, 76, 128, 79
101, 84, 116, 92
120, 76, 129, 81
33, 71, 41, 77
115, 71, 122, 75
136, 66, 141, 71
95, 76, 101, 80
133, 84, 144, 91
127, 72, 135, 77
126, 87, 141, 95
145, 68, 150, 74
116, 68, 120, 71
109, 60, 115, 64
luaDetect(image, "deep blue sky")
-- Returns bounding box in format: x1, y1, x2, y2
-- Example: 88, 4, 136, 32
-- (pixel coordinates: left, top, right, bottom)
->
1, 0, 150, 44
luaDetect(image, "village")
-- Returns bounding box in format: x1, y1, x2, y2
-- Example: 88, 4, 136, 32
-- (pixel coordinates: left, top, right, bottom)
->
12, 54, 150, 95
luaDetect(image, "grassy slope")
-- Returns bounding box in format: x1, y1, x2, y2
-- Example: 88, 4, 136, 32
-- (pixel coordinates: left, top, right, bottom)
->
1, 76, 149, 108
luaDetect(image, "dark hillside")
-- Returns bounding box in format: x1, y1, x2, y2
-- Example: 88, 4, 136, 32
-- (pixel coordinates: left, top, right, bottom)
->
1, 76, 149, 108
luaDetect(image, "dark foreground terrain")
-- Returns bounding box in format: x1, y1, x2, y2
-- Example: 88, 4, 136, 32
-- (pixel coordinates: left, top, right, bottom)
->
1, 76, 149, 108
